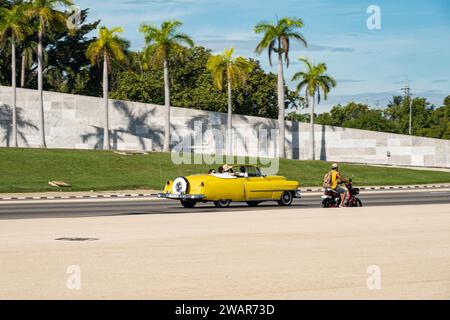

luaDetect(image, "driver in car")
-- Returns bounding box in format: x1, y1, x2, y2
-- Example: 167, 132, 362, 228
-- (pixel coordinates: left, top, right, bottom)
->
236, 166, 248, 177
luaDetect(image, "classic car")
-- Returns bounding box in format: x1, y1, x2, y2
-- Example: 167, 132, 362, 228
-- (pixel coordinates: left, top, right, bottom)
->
157, 165, 301, 208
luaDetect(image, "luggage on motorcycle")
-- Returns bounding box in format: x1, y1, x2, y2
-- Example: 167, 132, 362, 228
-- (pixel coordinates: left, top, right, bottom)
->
323, 171, 333, 188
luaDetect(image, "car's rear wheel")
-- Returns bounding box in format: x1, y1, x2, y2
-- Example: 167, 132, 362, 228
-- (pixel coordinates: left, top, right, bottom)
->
180, 199, 196, 208
278, 191, 293, 206
214, 199, 231, 208
246, 201, 261, 207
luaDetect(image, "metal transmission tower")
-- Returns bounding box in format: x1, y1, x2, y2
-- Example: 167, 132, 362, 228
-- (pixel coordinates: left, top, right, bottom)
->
401, 80, 413, 135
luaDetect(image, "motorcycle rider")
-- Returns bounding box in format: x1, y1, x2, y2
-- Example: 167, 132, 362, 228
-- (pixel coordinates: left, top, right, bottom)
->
329, 163, 349, 208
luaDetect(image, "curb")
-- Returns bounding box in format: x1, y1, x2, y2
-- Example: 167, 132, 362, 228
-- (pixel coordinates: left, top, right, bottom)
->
298, 184, 450, 193
0, 184, 449, 202
0, 193, 155, 201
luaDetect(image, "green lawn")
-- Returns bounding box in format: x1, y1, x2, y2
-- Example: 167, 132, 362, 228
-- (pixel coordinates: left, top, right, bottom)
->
1, 147, 450, 193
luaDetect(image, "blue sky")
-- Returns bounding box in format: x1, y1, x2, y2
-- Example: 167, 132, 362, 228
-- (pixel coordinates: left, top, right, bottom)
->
76, 0, 450, 111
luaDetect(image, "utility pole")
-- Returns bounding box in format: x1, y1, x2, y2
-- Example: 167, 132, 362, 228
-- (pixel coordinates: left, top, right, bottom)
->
401, 80, 413, 135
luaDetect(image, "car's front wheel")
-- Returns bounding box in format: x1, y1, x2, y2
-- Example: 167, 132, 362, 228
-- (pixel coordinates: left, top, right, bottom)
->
214, 199, 231, 208
278, 191, 293, 206
180, 199, 196, 208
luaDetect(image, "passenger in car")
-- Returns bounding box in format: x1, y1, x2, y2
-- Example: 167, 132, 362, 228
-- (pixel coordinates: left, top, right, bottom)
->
222, 164, 234, 174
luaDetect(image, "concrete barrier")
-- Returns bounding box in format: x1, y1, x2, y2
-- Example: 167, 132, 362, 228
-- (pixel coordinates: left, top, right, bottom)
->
1, 85, 449, 167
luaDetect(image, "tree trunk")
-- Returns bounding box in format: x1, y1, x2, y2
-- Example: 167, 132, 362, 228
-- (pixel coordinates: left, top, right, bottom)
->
103, 52, 110, 150
11, 38, 18, 147
163, 58, 171, 152
20, 52, 26, 88
310, 91, 316, 161
277, 51, 285, 158
227, 73, 233, 156
37, 27, 46, 148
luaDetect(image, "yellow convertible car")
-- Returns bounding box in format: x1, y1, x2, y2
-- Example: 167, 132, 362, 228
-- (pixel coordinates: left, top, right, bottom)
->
157, 165, 301, 208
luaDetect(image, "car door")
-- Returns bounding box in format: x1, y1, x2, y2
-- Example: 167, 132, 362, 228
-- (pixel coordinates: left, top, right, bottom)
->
243, 167, 274, 200
205, 175, 246, 201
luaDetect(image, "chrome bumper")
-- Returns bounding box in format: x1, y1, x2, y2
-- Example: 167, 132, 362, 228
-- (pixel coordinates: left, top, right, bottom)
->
157, 193, 205, 200
294, 190, 302, 198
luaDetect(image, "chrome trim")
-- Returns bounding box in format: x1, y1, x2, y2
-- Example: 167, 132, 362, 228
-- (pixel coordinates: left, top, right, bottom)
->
157, 193, 205, 200
250, 189, 299, 193
249, 189, 301, 198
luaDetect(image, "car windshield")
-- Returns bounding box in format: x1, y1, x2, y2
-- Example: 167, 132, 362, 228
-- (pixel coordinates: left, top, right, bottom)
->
246, 166, 262, 177
233, 166, 261, 177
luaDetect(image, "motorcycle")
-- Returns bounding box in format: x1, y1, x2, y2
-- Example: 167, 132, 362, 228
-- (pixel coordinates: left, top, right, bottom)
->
321, 179, 362, 208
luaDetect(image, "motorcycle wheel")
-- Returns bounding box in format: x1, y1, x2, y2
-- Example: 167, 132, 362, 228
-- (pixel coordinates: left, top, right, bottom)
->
322, 198, 333, 208
348, 198, 363, 207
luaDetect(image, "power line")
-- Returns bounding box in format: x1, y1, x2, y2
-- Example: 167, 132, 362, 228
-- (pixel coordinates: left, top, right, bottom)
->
401, 80, 413, 135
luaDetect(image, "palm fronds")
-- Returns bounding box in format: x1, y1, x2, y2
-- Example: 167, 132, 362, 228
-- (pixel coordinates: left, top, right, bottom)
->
254, 17, 307, 67
206, 48, 253, 91
86, 26, 127, 70
139, 20, 194, 66
292, 57, 337, 104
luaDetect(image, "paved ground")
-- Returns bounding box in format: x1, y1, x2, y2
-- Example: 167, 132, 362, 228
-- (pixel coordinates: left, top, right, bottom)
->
0, 201, 449, 299
0, 189, 449, 220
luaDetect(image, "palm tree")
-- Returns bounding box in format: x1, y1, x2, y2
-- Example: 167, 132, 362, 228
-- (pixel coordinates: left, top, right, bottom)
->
139, 20, 194, 152
27, 0, 73, 148
206, 48, 253, 155
20, 40, 37, 88
86, 26, 127, 150
292, 57, 336, 160
0, 5, 31, 147
254, 17, 307, 158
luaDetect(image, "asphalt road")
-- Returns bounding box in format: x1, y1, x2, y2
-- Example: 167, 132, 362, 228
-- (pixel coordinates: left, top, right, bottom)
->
0, 189, 449, 220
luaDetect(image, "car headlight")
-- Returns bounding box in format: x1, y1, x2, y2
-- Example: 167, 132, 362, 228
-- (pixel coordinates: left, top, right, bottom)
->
172, 177, 188, 195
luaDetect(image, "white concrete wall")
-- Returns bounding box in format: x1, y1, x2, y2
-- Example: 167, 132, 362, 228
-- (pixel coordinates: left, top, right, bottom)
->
1, 85, 449, 167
